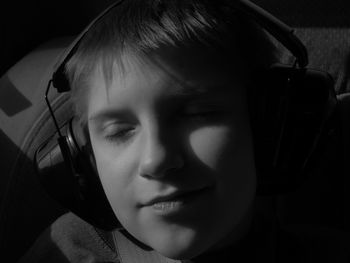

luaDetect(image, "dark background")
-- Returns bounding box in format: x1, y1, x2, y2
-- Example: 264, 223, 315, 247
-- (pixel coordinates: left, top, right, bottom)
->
0, 0, 349, 262
1, 0, 350, 76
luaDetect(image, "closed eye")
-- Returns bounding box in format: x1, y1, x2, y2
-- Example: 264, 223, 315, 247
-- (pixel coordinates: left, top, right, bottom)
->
102, 123, 136, 143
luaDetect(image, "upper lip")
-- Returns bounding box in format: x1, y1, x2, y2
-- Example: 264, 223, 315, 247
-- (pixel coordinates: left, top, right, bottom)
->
141, 186, 211, 207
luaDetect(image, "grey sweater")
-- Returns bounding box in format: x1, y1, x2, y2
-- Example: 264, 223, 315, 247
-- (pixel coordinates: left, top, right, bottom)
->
18, 212, 349, 263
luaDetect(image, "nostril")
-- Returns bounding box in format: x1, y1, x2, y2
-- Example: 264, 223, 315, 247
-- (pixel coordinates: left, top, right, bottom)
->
138, 147, 184, 179
138, 126, 184, 179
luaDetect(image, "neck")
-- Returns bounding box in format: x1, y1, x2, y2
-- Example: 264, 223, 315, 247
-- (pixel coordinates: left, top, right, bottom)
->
190, 200, 279, 263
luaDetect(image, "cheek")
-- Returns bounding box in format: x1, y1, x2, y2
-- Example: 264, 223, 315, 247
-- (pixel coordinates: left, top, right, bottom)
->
189, 124, 250, 170
189, 122, 256, 206
91, 142, 139, 220
189, 126, 229, 168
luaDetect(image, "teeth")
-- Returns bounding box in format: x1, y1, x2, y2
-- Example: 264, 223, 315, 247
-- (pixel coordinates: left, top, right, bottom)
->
153, 201, 181, 210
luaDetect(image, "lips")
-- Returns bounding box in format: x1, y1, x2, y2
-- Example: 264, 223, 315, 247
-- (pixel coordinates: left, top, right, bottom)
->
141, 186, 212, 207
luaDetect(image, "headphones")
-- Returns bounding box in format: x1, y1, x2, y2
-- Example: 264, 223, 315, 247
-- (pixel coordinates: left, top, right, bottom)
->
34, 0, 338, 231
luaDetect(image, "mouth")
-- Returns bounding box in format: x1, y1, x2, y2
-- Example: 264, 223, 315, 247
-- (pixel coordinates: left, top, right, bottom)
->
142, 186, 214, 215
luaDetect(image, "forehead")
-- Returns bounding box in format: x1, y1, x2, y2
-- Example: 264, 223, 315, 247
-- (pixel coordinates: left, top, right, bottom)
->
147, 43, 241, 80
86, 43, 246, 117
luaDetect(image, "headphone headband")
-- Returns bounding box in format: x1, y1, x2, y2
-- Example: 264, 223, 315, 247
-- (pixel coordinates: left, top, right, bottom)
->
233, 0, 308, 67
51, 0, 308, 93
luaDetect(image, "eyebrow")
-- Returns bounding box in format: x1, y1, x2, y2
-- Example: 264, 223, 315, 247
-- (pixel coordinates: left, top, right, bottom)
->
88, 109, 132, 124
88, 84, 234, 123
173, 82, 235, 98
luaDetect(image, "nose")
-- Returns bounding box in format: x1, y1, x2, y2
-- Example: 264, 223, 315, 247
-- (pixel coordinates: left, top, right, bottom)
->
138, 128, 184, 179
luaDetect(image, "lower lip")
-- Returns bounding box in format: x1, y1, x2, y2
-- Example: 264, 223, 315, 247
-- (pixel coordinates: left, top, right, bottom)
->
150, 187, 212, 216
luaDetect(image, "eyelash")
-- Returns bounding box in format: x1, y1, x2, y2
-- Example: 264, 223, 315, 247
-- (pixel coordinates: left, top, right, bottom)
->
104, 127, 136, 143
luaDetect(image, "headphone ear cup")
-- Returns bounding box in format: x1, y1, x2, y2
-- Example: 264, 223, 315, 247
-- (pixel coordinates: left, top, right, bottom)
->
249, 64, 337, 195
70, 118, 96, 172
67, 118, 123, 230
248, 66, 290, 194
35, 118, 122, 231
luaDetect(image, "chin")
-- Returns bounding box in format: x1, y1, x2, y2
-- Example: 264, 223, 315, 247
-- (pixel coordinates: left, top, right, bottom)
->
154, 244, 204, 260
145, 230, 212, 260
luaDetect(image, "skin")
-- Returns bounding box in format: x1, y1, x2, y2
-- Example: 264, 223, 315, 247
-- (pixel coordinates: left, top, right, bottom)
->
86, 44, 257, 260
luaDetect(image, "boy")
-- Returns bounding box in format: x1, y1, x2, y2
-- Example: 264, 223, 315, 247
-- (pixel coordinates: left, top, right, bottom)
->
18, 0, 347, 262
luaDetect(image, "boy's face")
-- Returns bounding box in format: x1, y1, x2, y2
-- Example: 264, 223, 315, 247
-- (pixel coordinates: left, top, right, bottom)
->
87, 44, 256, 259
